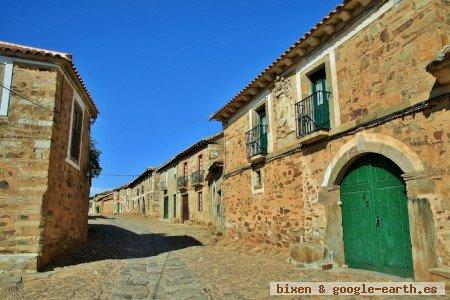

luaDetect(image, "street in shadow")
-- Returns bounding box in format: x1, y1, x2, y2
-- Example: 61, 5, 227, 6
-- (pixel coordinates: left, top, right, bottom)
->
44, 223, 203, 270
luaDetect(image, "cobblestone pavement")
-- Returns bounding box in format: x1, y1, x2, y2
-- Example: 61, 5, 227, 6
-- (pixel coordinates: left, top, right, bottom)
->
1, 215, 411, 299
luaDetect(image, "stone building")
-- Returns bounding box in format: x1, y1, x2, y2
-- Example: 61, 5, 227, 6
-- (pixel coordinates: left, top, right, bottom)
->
157, 133, 224, 229
126, 168, 159, 217
211, 0, 449, 280
0, 41, 99, 272
98, 192, 115, 215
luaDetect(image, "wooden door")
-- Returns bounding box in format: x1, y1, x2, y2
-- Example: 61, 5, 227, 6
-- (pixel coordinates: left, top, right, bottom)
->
310, 69, 329, 129
182, 194, 189, 221
340, 154, 413, 278
163, 196, 169, 219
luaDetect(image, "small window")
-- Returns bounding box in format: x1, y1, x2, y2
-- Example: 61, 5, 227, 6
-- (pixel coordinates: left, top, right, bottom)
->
141, 186, 144, 194
69, 100, 83, 162
198, 192, 203, 211
252, 168, 264, 192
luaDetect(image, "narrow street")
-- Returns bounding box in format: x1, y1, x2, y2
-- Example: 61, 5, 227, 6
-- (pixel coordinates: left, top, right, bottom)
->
2, 215, 402, 299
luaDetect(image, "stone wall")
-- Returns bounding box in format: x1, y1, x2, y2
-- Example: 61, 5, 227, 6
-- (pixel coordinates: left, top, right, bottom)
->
335, 0, 449, 125
127, 171, 158, 217
101, 199, 117, 215
0, 58, 94, 272
38, 71, 92, 269
0, 62, 57, 273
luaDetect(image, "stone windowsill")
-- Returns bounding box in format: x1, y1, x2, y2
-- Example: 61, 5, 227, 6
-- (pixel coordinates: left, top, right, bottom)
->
247, 153, 267, 164
298, 130, 330, 146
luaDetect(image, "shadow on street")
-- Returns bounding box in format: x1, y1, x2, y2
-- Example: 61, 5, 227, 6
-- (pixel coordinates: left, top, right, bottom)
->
44, 223, 203, 271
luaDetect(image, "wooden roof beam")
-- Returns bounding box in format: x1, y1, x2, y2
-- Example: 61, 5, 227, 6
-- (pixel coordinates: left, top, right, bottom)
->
339, 10, 352, 22
307, 36, 320, 47
263, 73, 274, 81
359, 0, 372, 7
293, 47, 306, 57
282, 57, 294, 66
323, 24, 336, 35
256, 80, 268, 88
248, 88, 259, 95
273, 65, 284, 74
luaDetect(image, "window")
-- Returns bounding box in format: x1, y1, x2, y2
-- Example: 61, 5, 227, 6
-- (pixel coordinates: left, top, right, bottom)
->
141, 186, 144, 194
198, 154, 203, 170
0, 58, 13, 116
70, 101, 83, 161
198, 192, 203, 211
252, 167, 264, 192
296, 66, 331, 137
183, 162, 188, 178
247, 102, 269, 158
67, 94, 85, 168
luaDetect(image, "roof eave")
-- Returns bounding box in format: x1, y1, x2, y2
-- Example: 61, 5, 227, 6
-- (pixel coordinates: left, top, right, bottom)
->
210, 0, 376, 122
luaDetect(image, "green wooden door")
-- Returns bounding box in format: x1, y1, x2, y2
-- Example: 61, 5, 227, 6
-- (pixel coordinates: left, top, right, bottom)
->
340, 154, 413, 278
163, 197, 169, 219
310, 70, 330, 129
257, 108, 268, 153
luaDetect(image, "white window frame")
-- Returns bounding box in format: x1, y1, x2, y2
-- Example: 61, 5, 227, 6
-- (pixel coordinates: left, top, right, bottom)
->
0, 58, 13, 116
65, 92, 86, 170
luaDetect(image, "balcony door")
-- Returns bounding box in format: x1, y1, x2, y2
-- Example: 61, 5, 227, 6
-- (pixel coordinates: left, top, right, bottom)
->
310, 69, 329, 129
182, 194, 189, 222
257, 106, 268, 152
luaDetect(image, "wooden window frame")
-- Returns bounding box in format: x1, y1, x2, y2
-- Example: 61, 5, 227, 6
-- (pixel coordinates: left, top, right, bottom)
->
66, 93, 85, 170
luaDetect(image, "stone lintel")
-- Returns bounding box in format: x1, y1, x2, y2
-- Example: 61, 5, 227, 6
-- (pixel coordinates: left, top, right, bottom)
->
402, 168, 444, 181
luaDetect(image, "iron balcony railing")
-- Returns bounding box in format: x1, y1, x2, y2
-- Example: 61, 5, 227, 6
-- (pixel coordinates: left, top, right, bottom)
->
245, 124, 268, 158
295, 91, 331, 137
160, 180, 167, 191
177, 176, 188, 189
191, 170, 205, 186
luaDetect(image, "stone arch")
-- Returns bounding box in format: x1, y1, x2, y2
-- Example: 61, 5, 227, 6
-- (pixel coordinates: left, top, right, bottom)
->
321, 133, 424, 187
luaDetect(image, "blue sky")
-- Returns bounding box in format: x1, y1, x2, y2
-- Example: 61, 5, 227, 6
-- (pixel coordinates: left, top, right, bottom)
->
3, 0, 341, 195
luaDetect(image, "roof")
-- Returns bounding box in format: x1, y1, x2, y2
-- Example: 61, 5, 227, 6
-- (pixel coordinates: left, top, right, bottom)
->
0, 41, 99, 117
210, 0, 377, 121
128, 167, 156, 188
157, 131, 223, 171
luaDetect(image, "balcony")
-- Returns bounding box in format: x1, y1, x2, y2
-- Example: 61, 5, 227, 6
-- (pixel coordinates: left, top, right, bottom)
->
295, 91, 331, 143
177, 176, 188, 190
245, 124, 268, 162
191, 170, 205, 186
160, 180, 167, 191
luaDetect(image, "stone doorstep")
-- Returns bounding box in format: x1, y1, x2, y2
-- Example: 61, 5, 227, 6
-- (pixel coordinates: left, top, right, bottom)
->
429, 267, 450, 281
0, 253, 39, 274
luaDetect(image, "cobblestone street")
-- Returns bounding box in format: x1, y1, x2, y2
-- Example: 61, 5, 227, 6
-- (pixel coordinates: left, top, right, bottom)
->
1, 215, 406, 299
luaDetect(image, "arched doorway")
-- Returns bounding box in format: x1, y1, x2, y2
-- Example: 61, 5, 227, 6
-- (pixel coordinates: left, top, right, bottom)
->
340, 153, 413, 278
